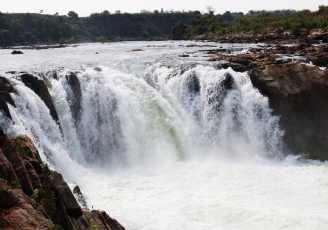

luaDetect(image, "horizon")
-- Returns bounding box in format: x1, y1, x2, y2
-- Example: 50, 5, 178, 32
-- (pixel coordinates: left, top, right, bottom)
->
1, 0, 327, 17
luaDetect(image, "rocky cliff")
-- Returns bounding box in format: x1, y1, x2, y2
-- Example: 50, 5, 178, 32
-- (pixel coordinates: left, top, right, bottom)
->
209, 43, 328, 160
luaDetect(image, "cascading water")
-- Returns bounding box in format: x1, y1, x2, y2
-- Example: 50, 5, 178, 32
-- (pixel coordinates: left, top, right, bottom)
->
1, 41, 327, 230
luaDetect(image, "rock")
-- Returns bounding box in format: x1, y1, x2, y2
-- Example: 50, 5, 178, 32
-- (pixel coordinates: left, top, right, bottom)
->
249, 62, 328, 161
51, 171, 89, 230
0, 188, 54, 229
24, 160, 42, 192
0, 91, 16, 107
11, 50, 24, 54
305, 45, 328, 66
179, 54, 189, 57
20, 73, 59, 122
131, 49, 144, 51
0, 95, 13, 119
0, 147, 17, 184
13, 134, 43, 165
0, 178, 20, 207
0, 134, 34, 195
73, 185, 88, 209
66, 72, 82, 122
84, 210, 126, 230
0, 76, 14, 92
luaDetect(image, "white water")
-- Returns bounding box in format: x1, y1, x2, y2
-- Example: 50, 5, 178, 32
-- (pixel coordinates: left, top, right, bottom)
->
1, 41, 328, 230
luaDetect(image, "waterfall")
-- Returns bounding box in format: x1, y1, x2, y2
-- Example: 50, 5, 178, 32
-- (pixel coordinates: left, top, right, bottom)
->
1, 63, 283, 172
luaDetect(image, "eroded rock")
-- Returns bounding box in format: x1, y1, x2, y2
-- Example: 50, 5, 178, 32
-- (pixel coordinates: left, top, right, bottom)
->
249, 62, 328, 160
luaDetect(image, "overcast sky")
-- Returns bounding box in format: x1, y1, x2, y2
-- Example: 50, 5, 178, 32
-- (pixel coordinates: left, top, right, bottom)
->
2, 0, 327, 17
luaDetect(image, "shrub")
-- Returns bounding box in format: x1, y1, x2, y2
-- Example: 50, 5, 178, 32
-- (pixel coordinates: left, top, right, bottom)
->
11, 179, 22, 190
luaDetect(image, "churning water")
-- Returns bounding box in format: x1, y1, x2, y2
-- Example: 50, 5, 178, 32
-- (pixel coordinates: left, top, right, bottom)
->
1, 41, 328, 230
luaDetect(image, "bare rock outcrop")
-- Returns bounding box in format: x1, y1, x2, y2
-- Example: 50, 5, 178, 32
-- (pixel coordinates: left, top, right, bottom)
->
20, 73, 59, 122
249, 62, 328, 160
84, 210, 126, 230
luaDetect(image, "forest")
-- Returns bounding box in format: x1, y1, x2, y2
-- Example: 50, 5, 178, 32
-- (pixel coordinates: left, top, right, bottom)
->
0, 10, 200, 46
1, 5, 328, 47
174, 5, 328, 38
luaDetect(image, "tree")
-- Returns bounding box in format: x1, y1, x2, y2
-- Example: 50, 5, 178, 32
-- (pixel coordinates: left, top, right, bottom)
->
68, 11, 79, 20
222, 11, 233, 22
206, 5, 215, 15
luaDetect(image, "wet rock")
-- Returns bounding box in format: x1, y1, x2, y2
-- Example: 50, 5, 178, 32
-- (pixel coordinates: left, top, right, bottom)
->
84, 210, 126, 230
0, 95, 13, 120
20, 73, 59, 122
0, 76, 14, 92
0, 91, 16, 107
73, 185, 88, 209
0, 188, 54, 229
66, 72, 82, 122
249, 62, 328, 161
11, 50, 23, 54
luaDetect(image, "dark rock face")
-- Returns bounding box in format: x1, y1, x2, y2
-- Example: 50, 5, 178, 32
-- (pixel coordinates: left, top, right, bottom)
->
66, 72, 82, 122
0, 95, 13, 119
0, 76, 14, 92
0, 91, 16, 107
51, 171, 89, 230
20, 73, 59, 122
249, 62, 328, 161
0, 148, 17, 184
11, 50, 24, 54
73, 185, 88, 209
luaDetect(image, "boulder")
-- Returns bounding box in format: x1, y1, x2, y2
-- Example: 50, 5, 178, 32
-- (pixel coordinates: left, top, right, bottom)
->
249, 62, 328, 160
66, 72, 82, 122
20, 73, 59, 122
11, 50, 24, 54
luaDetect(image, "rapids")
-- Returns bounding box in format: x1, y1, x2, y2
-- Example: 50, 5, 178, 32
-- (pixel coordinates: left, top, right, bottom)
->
1, 41, 328, 230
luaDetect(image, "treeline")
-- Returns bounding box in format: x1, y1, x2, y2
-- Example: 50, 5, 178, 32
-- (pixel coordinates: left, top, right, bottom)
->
174, 5, 328, 38
0, 10, 200, 46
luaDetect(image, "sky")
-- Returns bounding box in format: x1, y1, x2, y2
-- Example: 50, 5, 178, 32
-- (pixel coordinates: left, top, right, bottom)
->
1, 0, 327, 17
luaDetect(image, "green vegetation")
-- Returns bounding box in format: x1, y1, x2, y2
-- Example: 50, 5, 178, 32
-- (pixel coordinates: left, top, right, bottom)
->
0, 10, 199, 46
11, 179, 22, 190
50, 224, 63, 230
3, 147, 12, 159
15, 136, 30, 158
89, 219, 98, 230
41, 164, 56, 218
174, 5, 328, 37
